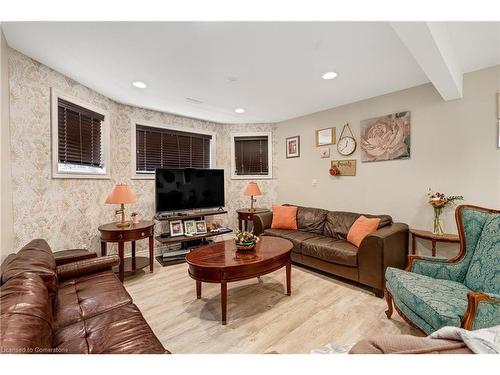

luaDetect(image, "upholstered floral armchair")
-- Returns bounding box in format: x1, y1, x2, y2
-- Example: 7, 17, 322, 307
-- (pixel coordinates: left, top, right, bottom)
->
384, 205, 500, 335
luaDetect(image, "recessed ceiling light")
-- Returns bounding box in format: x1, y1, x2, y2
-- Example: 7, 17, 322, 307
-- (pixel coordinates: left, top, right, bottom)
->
132, 81, 147, 89
322, 71, 338, 80
234, 108, 245, 114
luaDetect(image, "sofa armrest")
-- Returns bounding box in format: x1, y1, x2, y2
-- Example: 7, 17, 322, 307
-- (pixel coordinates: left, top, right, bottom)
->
462, 291, 500, 330
56, 255, 120, 281
407, 254, 468, 282
54, 249, 97, 266
253, 212, 273, 236
407, 254, 448, 272
358, 223, 409, 294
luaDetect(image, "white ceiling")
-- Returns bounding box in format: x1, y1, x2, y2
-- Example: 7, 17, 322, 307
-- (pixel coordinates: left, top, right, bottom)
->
3, 22, 499, 124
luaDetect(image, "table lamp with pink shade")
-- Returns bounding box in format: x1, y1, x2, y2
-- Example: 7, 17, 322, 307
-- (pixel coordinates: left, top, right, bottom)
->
244, 182, 262, 212
105, 184, 136, 227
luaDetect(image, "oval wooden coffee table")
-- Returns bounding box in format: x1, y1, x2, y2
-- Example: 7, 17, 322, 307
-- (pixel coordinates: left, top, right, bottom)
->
186, 237, 293, 325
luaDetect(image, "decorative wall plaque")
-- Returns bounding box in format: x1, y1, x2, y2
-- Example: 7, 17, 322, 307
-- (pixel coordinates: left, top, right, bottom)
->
330, 159, 356, 176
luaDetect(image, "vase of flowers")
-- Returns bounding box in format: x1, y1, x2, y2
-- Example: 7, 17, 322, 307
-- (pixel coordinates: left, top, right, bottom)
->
235, 230, 259, 251
427, 190, 464, 235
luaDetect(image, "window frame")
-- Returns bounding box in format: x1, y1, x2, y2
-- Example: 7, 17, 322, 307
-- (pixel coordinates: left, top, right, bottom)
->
130, 120, 217, 180
51, 88, 111, 179
230, 131, 273, 180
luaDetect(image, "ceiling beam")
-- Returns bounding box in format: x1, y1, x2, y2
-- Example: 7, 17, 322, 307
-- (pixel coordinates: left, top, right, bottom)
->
391, 22, 463, 100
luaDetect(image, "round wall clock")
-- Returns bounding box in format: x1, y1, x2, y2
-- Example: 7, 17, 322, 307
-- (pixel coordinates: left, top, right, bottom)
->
337, 123, 357, 156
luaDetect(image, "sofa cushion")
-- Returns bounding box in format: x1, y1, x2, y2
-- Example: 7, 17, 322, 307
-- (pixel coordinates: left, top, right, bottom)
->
0, 272, 53, 353
296, 206, 328, 234
271, 205, 298, 230
1, 239, 58, 295
347, 216, 381, 247
262, 228, 321, 254
464, 214, 500, 294
386, 267, 469, 331
324, 211, 392, 239
53, 304, 166, 354
301, 237, 358, 267
54, 270, 132, 330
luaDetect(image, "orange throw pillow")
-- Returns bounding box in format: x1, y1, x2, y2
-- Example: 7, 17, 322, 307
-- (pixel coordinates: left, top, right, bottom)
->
271, 205, 298, 230
347, 216, 381, 247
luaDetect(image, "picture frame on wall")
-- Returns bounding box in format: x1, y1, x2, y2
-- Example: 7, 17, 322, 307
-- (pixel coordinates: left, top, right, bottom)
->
169, 220, 184, 237
316, 127, 336, 146
286, 136, 300, 158
320, 147, 330, 158
360, 111, 411, 162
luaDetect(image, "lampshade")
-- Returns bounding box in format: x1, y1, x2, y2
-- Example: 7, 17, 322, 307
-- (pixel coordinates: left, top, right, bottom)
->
244, 182, 262, 197
105, 184, 136, 204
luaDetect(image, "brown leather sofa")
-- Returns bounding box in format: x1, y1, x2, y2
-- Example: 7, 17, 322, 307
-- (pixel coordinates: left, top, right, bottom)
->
253, 206, 409, 297
0, 239, 168, 354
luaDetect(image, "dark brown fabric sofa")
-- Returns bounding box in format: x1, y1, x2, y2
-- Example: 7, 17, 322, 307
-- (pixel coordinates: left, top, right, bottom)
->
0, 239, 168, 354
253, 206, 409, 297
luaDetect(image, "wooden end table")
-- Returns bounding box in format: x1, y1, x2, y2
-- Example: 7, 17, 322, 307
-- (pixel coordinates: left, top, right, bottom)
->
237, 208, 270, 232
98, 220, 155, 282
186, 237, 293, 325
410, 229, 460, 257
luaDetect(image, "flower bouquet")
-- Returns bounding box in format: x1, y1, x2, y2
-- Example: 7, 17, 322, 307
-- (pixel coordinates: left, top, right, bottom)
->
235, 230, 259, 251
427, 190, 464, 235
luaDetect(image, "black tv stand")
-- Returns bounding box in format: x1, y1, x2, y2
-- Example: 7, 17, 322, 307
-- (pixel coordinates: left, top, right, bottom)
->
154, 209, 231, 266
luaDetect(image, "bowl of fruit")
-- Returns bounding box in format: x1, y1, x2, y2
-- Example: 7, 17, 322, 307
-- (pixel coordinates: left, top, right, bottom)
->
235, 231, 259, 251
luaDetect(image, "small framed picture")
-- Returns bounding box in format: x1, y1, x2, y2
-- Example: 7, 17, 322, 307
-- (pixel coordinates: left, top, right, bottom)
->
195, 220, 208, 234
320, 147, 330, 158
184, 220, 196, 235
169, 220, 184, 237
316, 127, 336, 146
286, 136, 300, 158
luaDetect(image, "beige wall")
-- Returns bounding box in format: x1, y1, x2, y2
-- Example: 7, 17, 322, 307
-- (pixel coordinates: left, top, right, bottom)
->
0, 27, 14, 261
7, 49, 277, 255
276, 66, 500, 257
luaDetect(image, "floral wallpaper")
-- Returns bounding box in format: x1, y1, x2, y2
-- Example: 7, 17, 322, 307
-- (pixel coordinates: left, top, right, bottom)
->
8, 49, 277, 255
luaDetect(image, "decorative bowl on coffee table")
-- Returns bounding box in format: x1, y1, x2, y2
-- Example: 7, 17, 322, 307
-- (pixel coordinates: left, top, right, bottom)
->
235, 230, 258, 251
235, 241, 257, 251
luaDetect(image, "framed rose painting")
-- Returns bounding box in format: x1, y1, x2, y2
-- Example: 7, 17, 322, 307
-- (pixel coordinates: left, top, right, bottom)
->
286, 136, 300, 158
360, 111, 411, 162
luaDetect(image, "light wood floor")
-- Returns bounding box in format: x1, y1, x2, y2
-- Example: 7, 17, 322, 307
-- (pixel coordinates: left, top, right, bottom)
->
124, 261, 421, 354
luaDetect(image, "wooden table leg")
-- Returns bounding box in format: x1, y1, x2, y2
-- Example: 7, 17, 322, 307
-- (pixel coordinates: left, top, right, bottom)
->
432, 239, 436, 257
286, 261, 291, 296
238, 217, 243, 232
101, 241, 107, 256
221, 281, 227, 325
196, 280, 202, 299
411, 233, 416, 255
131, 241, 136, 271
148, 235, 154, 273
118, 242, 125, 282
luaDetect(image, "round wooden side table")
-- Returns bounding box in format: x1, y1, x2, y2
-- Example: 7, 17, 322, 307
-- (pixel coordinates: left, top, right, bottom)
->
237, 208, 270, 232
410, 229, 460, 257
98, 220, 155, 282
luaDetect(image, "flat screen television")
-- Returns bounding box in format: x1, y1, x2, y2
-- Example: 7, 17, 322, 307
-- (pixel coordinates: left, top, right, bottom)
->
155, 168, 225, 213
